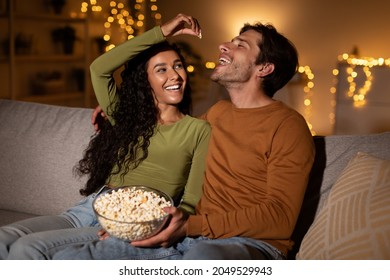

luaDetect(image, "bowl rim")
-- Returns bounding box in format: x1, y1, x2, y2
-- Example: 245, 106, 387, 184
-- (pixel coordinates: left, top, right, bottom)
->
92, 185, 174, 224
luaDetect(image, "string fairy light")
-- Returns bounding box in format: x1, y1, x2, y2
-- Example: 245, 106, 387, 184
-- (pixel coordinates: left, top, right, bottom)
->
104, 0, 162, 49
80, 0, 102, 14
81, 0, 161, 51
329, 52, 390, 131
298, 65, 316, 135
331, 53, 390, 108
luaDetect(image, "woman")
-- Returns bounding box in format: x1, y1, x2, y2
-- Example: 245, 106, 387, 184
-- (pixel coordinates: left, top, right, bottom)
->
0, 15, 209, 259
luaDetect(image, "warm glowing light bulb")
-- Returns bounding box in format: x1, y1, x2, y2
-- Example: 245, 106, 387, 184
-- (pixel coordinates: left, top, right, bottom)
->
205, 62, 216, 69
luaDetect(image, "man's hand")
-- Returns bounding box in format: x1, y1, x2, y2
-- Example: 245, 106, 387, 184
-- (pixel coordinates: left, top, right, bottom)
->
131, 206, 188, 248
97, 229, 110, 240
91, 105, 107, 132
161, 13, 202, 39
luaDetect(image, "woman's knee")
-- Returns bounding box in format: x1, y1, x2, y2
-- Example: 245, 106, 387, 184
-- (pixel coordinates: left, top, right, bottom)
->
0, 226, 26, 260
8, 234, 47, 260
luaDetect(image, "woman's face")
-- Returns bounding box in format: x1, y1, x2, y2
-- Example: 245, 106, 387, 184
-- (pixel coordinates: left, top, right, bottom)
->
147, 50, 187, 108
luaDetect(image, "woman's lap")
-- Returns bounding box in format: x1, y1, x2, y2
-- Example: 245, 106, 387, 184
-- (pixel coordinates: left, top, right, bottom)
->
53, 236, 284, 260
0, 194, 100, 259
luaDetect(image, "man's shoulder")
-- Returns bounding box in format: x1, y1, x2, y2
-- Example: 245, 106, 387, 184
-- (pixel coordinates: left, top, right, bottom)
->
273, 101, 307, 121
198, 100, 231, 121
213, 99, 232, 109
207, 99, 231, 114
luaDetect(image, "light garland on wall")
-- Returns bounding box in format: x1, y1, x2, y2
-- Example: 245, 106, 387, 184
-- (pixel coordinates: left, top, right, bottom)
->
329, 53, 390, 130
330, 53, 390, 108
80, 0, 102, 13
103, 0, 161, 51
298, 65, 315, 135
81, 0, 161, 51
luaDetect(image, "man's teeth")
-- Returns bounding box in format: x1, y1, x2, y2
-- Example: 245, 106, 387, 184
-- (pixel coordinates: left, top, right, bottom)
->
219, 58, 231, 65
165, 85, 180, 90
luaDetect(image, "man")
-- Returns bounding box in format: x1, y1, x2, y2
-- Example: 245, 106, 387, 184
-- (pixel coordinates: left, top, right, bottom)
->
56, 13, 315, 260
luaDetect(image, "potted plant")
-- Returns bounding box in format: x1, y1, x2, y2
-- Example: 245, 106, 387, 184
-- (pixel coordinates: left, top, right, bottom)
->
50, 0, 66, 14
51, 25, 76, 54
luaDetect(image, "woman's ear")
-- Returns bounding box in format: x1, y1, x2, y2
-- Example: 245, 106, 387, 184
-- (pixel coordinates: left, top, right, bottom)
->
257, 63, 275, 78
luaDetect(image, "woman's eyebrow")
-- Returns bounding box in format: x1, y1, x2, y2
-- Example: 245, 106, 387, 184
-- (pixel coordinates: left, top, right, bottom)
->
153, 59, 182, 69
153, 62, 167, 69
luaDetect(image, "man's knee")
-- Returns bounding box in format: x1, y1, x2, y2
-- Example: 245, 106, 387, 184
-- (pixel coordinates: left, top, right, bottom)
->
183, 241, 268, 260
183, 242, 223, 259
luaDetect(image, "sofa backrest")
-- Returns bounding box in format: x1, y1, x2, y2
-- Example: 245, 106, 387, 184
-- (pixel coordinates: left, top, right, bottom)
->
0, 99, 95, 216
289, 131, 390, 258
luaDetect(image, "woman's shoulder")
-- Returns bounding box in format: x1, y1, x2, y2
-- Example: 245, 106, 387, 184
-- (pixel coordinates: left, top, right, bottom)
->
184, 115, 210, 130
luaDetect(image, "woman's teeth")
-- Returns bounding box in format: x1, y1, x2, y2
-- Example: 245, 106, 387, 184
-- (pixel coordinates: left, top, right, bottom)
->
165, 85, 180, 90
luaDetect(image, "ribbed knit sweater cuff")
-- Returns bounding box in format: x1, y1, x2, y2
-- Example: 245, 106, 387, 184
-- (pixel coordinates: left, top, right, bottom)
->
186, 214, 203, 237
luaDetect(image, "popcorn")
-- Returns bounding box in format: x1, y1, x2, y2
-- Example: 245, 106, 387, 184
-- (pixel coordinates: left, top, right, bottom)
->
93, 186, 172, 241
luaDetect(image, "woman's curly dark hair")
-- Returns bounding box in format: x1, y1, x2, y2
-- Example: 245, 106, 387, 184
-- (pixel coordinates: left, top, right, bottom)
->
75, 41, 192, 196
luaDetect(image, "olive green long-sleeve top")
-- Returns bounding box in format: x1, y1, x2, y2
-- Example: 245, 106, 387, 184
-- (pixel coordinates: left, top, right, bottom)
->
89, 27, 210, 214
187, 100, 315, 255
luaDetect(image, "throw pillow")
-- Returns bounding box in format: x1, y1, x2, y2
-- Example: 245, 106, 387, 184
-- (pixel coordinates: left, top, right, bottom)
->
296, 152, 390, 259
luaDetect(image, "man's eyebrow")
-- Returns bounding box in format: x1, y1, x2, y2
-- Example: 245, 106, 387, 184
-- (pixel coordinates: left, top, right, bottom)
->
231, 37, 249, 45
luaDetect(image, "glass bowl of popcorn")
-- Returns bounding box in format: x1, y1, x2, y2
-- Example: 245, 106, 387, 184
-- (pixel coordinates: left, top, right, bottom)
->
93, 185, 173, 241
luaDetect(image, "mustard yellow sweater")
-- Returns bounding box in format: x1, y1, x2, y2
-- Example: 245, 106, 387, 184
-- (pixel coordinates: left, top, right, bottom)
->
187, 100, 315, 255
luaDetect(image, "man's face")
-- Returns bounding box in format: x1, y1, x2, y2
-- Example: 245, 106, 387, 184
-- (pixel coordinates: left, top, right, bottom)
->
211, 29, 262, 86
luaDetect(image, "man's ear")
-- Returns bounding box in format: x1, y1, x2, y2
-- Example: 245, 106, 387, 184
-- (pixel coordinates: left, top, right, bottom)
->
257, 63, 274, 78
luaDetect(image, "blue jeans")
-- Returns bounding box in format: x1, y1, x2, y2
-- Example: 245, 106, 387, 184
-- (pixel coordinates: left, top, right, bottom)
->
53, 235, 286, 260
1, 189, 285, 260
0, 193, 101, 260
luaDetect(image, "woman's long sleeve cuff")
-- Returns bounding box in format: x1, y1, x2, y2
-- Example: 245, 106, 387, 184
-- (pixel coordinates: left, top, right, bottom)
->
152, 25, 165, 41
186, 214, 203, 237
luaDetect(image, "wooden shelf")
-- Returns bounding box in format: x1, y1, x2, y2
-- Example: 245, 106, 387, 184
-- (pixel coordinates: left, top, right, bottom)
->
13, 13, 86, 23
14, 54, 85, 63
1, 0, 94, 108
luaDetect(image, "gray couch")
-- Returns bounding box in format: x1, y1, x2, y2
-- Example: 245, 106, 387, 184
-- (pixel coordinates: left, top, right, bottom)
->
1, 99, 389, 259
0, 99, 92, 226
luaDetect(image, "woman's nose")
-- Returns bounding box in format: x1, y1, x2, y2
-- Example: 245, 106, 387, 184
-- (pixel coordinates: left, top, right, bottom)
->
169, 69, 181, 80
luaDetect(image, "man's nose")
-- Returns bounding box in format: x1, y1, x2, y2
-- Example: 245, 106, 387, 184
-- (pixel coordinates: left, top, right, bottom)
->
219, 42, 229, 53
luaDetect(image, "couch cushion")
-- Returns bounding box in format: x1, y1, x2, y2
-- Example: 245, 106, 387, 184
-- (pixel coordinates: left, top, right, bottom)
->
289, 132, 390, 258
0, 210, 39, 227
309, 132, 390, 214
296, 152, 390, 259
0, 99, 94, 218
